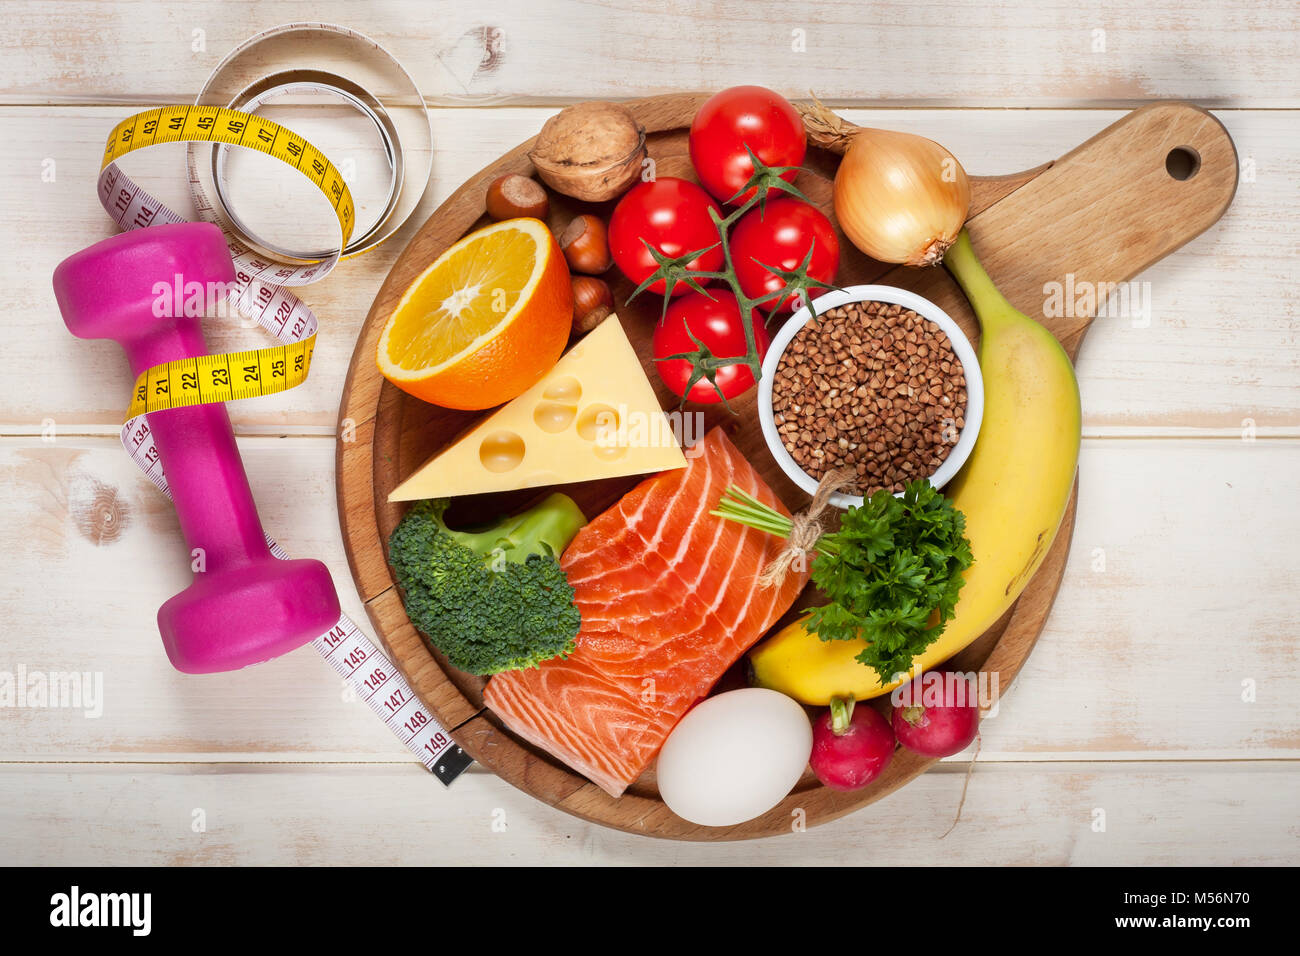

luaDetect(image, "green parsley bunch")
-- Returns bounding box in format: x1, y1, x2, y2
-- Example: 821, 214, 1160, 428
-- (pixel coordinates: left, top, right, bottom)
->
714, 480, 973, 682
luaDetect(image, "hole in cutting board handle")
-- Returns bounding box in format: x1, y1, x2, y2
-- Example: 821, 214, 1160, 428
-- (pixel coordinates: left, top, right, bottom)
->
1166, 146, 1201, 181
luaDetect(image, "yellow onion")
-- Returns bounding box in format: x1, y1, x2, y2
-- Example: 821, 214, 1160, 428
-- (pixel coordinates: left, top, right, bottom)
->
801, 100, 971, 267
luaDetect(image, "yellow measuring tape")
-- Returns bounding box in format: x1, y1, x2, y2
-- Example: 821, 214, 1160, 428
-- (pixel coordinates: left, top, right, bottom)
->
103, 104, 356, 228
92, 24, 470, 783
102, 105, 355, 421
128, 341, 317, 418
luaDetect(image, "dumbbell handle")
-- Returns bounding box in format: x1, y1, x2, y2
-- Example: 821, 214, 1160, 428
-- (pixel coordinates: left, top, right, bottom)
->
54, 223, 339, 673
118, 330, 273, 572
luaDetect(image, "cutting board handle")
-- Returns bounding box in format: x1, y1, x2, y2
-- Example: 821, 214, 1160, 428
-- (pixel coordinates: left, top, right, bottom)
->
961, 102, 1238, 353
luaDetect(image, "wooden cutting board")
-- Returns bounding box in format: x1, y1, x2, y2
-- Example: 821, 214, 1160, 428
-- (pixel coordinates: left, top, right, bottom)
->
336, 96, 1236, 840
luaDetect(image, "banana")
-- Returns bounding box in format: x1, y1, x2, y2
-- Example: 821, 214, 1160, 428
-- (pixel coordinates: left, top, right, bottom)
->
750, 230, 1081, 704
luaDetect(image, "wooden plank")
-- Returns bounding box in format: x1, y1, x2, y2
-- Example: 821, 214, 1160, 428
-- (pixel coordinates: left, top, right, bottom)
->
5, 107, 1295, 433
6, 0, 1294, 860
1, 761, 1295, 864
3, 434, 1297, 761
0, 434, 411, 760
991, 437, 1300, 759
1, 1, 1298, 107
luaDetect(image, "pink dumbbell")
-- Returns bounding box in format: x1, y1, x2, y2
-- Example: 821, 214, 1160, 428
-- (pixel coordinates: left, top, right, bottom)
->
53, 222, 340, 673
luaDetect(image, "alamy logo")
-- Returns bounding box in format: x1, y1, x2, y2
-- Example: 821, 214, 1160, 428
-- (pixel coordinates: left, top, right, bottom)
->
0, 665, 102, 718
151, 273, 242, 320
49, 886, 151, 936
588, 405, 707, 457
1043, 273, 1152, 328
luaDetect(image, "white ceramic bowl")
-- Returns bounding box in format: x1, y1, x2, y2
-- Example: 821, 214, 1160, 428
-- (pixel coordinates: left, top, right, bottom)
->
758, 284, 984, 510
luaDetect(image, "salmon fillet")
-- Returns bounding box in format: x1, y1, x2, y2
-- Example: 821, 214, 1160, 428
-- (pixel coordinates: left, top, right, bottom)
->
483, 428, 808, 797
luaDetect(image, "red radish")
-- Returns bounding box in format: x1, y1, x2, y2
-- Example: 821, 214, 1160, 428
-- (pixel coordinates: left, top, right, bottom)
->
891, 671, 980, 758
809, 697, 895, 791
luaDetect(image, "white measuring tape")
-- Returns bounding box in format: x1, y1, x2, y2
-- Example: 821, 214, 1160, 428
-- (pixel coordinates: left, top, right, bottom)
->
101, 24, 470, 782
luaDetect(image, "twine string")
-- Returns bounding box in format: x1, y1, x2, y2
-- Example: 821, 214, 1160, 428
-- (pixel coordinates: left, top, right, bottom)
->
756, 467, 858, 588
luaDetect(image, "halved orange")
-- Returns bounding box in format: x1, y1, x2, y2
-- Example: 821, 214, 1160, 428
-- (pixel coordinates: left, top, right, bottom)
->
376, 217, 573, 410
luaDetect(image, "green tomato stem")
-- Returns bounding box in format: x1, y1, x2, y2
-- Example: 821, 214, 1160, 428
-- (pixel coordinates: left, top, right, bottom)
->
647, 158, 819, 404
708, 195, 766, 383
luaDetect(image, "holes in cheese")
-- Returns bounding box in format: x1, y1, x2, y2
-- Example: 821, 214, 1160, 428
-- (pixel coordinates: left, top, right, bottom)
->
534, 401, 577, 433
479, 430, 526, 472
576, 403, 620, 443
593, 443, 628, 462
543, 376, 582, 403
387, 317, 687, 502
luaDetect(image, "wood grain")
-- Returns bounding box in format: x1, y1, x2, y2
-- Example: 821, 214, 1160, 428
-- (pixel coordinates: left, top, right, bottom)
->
335, 97, 1236, 838
6, 435, 1298, 762
3, 1, 1298, 107
8, 107, 1294, 434
4, 761, 1297, 866
5, 0, 1293, 864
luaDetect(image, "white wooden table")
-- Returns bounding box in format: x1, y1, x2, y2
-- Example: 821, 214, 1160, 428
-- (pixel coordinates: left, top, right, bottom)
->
2, 0, 1297, 865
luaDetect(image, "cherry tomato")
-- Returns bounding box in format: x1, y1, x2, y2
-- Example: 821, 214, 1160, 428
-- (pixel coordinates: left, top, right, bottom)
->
609, 177, 723, 296
689, 86, 806, 205
731, 198, 840, 313
652, 290, 770, 404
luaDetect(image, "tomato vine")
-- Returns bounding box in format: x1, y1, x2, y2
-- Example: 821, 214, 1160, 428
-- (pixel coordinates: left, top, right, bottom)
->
627, 148, 840, 408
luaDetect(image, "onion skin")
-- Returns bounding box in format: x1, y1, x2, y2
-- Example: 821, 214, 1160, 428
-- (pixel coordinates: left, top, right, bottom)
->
834, 127, 971, 267
800, 100, 971, 267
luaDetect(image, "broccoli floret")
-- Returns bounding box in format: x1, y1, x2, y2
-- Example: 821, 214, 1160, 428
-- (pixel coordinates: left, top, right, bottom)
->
388, 493, 586, 675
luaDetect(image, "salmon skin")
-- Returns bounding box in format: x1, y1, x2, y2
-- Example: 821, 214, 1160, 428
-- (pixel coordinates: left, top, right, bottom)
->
484, 428, 809, 797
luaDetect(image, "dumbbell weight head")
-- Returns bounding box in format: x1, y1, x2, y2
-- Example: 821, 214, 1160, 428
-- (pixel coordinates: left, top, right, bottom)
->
158, 557, 340, 673
53, 223, 341, 673
54, 223, 237, 375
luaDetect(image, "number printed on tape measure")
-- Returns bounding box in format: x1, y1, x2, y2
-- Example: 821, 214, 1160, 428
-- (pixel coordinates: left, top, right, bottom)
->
96, 69, 468, 783
104, 103, 350, 422
105, 105, 354, 229
312, 617, 459, 769
126, 337, 315, 419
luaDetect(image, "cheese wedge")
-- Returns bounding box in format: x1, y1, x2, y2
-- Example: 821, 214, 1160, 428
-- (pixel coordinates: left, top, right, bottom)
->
389, 316, 687, 501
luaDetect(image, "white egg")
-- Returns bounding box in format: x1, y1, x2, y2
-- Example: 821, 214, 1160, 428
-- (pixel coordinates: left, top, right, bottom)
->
656, 688, 812, 827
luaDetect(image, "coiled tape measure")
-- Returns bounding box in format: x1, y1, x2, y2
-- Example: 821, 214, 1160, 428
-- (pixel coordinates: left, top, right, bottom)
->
100, 24, 470, 782
104, 103, 333, 420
